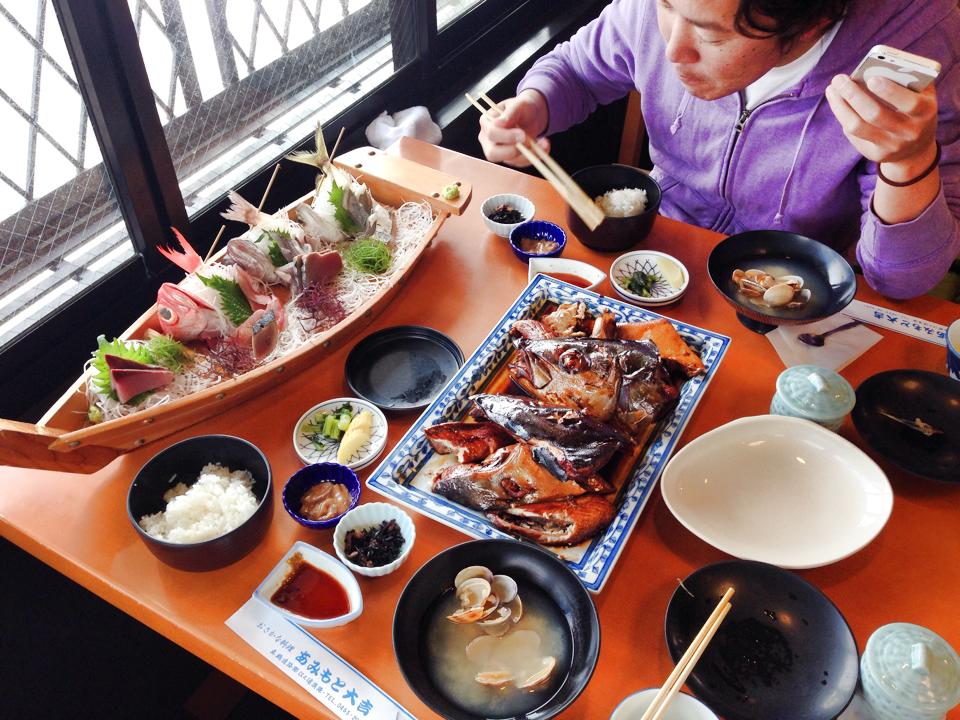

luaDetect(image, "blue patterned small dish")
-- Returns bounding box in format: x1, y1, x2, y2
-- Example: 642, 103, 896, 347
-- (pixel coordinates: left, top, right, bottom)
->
611, 250, 689, 306
509, 220, 566, 263
293, 398, 388, 470
282, 463, 361, 530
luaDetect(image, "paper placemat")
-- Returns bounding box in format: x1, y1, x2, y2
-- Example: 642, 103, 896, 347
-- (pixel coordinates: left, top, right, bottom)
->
768, 315, 883, 371
227, 597, 415, 720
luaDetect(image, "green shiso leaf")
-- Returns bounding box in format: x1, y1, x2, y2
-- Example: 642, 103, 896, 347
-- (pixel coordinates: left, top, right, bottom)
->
197, 274, 253, 325
266, 239, 286, 267
90, 335, 154, 399
329, 179, 361, 234
344, 237, 391, 274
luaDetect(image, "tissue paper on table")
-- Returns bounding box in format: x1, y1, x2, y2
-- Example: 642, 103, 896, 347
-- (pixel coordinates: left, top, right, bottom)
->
365, 106, 442, 149
768, 314, 883, 371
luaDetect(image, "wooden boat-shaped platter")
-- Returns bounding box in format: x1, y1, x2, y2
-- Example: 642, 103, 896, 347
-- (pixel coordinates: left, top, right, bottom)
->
0, 147, 471, 473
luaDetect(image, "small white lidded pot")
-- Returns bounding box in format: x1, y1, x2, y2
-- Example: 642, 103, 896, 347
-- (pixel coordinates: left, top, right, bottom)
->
770, 365, 855, 432
860, 623, 960, 720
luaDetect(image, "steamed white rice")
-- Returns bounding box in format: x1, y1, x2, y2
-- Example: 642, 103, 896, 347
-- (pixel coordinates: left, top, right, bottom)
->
138, 463, 257, 543
594, 187, 648, 218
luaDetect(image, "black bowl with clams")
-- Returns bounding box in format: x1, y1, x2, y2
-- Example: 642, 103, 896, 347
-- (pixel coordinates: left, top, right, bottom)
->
394, 539, 599, 720
127, 434, 273, 571
568, 164, 662, 252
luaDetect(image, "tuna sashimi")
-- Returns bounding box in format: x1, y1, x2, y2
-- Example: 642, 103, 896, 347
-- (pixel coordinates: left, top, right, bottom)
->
104, 355, 174, 402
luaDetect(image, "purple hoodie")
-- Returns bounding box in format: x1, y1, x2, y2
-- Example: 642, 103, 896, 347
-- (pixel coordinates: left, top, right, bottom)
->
518, 0, 960, 299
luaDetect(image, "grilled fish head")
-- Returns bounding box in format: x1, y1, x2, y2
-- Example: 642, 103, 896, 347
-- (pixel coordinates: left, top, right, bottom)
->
487, 495, 617, 546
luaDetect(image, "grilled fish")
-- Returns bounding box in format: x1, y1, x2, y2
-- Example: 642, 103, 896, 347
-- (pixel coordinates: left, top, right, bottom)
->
424, 421, 514, 463
471, 394, 627, 486
509, 337, 679, 435
487, 495, 617, 546
432, 443, 586, 511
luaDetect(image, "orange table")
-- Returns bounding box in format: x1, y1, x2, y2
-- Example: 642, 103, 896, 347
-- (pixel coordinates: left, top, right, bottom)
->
2, 138, 959, 719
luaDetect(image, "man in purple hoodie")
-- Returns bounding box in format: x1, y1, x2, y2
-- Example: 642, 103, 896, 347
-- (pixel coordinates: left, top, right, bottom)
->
478, 0, 959, 299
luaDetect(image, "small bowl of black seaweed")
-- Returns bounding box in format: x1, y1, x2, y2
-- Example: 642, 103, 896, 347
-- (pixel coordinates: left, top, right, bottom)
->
333, 502, 416, 577
481, 194, 535, 238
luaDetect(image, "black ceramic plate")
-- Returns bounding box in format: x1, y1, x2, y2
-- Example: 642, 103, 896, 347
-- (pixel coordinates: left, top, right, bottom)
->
707, 231, 857, 333
853, 370, 960, 482
665, 561, 859, 720
393, 539, 600, 720
345, 326, 464, 411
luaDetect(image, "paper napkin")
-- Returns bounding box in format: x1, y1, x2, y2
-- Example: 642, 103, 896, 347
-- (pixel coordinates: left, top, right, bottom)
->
768, 314, 883, 371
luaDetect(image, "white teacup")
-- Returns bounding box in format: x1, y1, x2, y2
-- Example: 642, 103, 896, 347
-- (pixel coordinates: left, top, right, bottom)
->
610, 688, 718, 720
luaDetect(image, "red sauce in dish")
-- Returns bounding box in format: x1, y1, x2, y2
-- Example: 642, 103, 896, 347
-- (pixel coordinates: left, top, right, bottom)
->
546, 272, 590, 288
270, 553, 350, 619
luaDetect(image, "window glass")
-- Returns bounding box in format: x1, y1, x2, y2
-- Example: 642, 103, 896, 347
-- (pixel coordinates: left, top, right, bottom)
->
437, 0, 484, 29
0, 1, 132, 350
128, 0, 396, 216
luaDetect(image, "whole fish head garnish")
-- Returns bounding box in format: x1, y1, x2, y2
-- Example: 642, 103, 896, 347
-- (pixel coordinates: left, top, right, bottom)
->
157, 283, 220, 341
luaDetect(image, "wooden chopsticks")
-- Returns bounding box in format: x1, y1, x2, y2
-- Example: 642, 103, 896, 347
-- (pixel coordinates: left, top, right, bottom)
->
466, 92, 605, 231
640, 586, 735, 720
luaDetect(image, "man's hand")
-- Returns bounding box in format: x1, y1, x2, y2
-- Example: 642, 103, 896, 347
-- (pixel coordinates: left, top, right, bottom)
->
478, 89, 551, 167
825, 73, 939, 181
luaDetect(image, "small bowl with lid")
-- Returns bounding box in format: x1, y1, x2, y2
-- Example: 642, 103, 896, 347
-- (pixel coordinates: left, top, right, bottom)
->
860, 622, 960, 720
770, 365, 855, 431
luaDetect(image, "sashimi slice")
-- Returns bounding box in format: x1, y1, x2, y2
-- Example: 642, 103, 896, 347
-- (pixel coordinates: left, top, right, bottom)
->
109, 367, 175, 403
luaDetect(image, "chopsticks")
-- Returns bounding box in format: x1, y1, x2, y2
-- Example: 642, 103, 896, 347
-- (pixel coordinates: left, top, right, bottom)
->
640, 586, 735, 720
465, 92, 605, 231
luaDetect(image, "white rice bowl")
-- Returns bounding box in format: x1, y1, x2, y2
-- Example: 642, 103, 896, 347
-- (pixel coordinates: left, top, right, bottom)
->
139, 463, 258, 544
595, 187, 648, 218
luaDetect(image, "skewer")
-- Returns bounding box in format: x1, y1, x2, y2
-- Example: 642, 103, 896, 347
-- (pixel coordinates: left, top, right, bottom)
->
467, 92, 604, 230
640, 587, 735, 720
204, 162, 283, 263
329, 126, 347, 163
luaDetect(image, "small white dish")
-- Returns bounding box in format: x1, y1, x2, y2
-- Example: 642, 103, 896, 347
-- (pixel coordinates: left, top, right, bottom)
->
481, 194, 535, 238
661, 415, 892, 569
611, 250, 689, 305
333, 502, 416, 577
610, 688, 718, 719
528, 257, 606, 291
254, 540, 363, 628
293, 398, 387, 470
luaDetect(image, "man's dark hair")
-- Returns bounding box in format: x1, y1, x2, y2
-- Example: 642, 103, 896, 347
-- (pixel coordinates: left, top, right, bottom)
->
734, 0, 851, 47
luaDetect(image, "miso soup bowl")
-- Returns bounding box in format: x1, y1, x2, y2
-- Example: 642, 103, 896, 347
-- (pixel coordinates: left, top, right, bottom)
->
568, 164, 661, 252
393, 539, 600, 720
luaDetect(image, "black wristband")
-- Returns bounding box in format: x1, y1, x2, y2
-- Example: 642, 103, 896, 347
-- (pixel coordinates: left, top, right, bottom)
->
877, 142, 942, 187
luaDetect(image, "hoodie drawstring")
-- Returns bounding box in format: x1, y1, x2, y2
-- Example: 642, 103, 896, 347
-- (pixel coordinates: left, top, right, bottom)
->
670, 92, 691, 135
775, 94, 825, 225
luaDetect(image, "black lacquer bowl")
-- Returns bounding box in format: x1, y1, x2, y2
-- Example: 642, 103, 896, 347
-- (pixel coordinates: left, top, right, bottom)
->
394, 539, 600, 720
665, 560, 859, 720
853, 369, 960, 482
707, 230, 857, 333
127, 434, 273, 571
567, 164, 662, 252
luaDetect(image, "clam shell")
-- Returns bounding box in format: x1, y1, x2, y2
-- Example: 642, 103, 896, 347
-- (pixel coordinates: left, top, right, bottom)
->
786, 288, 812, 309
744, 269, 765, 281
478, 594, 501, 619
731, 269, 746, 284
516, 656, 557, 689
457, 578, 491, 608
477, 606, 513, 636
446, 605, 486, 624
777, 275, 804, 290
455, 566, 493, 589
491, 575, 518, 604
507, 596, 523, 623
738, 279, 765, 298
763, 283, 796, 307
475, 670, 515, 686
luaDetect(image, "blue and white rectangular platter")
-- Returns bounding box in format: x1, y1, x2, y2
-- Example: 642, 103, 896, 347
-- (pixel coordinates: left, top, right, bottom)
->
366, 275, 730, 593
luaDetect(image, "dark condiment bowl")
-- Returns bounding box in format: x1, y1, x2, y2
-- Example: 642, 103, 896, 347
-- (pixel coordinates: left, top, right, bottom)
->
567, 164, 662, 252
665, 560, 859, 720
394, 539, 600, 720
707, 230, 857, 333
509, 220, 567, 263
126, 434, 273, 572
282, 462, 360, 530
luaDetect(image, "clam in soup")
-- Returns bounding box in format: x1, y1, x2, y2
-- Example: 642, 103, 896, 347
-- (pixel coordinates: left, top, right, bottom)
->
424, 566, 571, 718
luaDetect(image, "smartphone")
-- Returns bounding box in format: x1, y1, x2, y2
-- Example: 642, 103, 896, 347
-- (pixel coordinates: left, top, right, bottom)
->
851, 45, 941, 92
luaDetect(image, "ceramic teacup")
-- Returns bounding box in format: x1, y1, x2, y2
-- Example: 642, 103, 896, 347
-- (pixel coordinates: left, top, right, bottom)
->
947, 318, 960, 381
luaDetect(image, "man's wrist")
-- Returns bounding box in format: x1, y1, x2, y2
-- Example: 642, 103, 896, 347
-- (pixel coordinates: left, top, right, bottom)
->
879, 142, 939, 184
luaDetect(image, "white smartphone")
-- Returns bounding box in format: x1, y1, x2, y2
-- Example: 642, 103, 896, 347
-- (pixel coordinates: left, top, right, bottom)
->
851, 45, 941, 92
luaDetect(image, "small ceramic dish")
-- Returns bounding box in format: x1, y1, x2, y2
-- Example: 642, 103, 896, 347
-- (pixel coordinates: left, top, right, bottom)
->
282, 463, 361, 530
528, 257, 605, 291
292, 398, 388, 470
481, 194, 535, 238
610, 689, 718, 719
254, 540, 363, 628
509, 220, 566, 263
332, 502, 416, 577
611, 250, 689, 305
